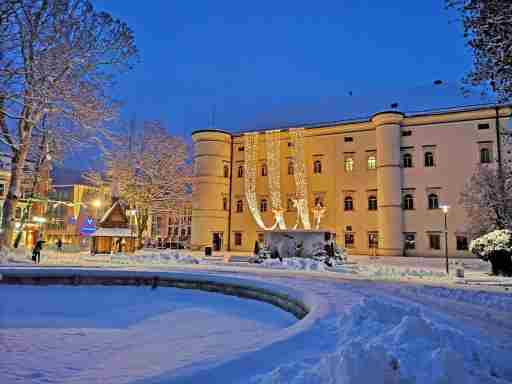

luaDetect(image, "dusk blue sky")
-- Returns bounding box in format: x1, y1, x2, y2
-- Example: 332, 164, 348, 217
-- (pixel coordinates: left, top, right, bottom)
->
89, 0, 490, 137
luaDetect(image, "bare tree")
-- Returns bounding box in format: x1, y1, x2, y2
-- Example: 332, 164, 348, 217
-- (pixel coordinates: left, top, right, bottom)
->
86, 120, 191, 245
460, 164, 512, 237
447, 0, 512, 101
0, 0, 137, 246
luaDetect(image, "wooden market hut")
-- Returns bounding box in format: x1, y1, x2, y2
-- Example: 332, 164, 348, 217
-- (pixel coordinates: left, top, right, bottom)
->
91, 200, 136, 254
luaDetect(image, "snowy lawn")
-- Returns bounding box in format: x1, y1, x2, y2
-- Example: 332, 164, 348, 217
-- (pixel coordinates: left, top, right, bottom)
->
1, 268, 512, 383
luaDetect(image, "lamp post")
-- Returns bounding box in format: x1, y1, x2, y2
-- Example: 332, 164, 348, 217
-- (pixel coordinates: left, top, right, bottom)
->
441, 205, 450, 274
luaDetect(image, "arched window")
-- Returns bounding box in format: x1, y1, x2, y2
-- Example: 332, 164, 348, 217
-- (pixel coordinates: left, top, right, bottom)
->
403, 153, 413, 168
368, 196, 378, 211
428, 193, 439, 210
480, 148, 491, 164
367, 156, 376, 170
260, 199, 268, 212
344, 196, 353, 211
236, 200, 243, 213
223, 165, 229, 178
344, 157, 354, 172
261, 164, 268, 177
288, 160, 294, 175
313, 160, 322, 174
403, 194, 414, 210
237, 165, 244, 178
424, 152, 435, 167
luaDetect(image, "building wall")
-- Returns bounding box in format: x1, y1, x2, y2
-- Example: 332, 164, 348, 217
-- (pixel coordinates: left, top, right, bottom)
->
191, 106, 511, 257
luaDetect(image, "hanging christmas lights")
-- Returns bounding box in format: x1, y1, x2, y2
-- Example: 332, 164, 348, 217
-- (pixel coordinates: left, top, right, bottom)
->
265, 130, 286, 230
290, 128, 311, 229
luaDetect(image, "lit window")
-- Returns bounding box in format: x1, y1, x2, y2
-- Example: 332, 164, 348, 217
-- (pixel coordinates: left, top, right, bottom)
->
456, 236, 469, 251
288, 160, 294, 175
404, 233, 416, 250
429, 234, 441, 250
403, 194, 414, 210
368, 196, 378, 211
261, 164, 267, 177
344, 157, 354, 172
344, 196, 353, 211
403, 153, 413, 168
424, 152, 435, 167
428, 194, 439, 210
480, 148, 492, 164
234, 232, 243, 246
313, 160, 322, 174
345, 232, 355, 248
367, 156, 376, 170
368, 232, 379, 248
260, 199, 268, 212
237, 165, 244, 177
236, 200, 243, 213
223, 165, 229, 178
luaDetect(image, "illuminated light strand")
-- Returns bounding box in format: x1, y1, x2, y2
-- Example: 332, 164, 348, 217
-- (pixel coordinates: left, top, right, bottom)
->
290, 128, 311, 229
265, 130, 287, 229
244, 133, 278, 230
312, 203, 327, 230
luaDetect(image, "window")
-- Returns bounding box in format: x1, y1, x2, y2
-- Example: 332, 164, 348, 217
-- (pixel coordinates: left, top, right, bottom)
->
456, 236, 469, 251
236, 200, 243, 213
402, 130, 412, 137
368, 196, 378, 211
428, 193, 439, 210
261, 164, 268, 177
223, 165, 229, 178
424, 152, 435, 167
237, 165, 244, 177
403, 194, 414, 210
260, 199, 268, 212
345, 232, 355, 248
257, 232, 265, 244
314, 195, 324, 207
344, 157, 354, 172
368, 232, 379, 248
222, 197, 228, 211
367, 155, 376, 170
238, 146, 245, 152
313, 160, 322, 174
234, 232, 243, 246
429, 234, 441, 250
287, 142, 294, 147
288, 160, 294, 175
0, 183, 4, 197
480, 148, 492, 163
478, 123, 490, 130
344, 137, 353, 142
287, 198, 295, 211
404, 233, 416, 250
344, 196, 353, 211
15, 207, 21, 219
403, 153, 413, 168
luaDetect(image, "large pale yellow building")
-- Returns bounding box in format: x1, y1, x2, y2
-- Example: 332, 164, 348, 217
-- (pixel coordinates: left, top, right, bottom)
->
191, 105, 511, 257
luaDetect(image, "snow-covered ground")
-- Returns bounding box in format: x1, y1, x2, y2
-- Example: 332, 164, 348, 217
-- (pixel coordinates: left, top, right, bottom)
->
1, 267, 511, 383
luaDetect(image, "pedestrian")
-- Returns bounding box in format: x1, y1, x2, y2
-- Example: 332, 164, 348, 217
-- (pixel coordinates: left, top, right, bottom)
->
56, 238, 63, 253
32, 237, 45, 264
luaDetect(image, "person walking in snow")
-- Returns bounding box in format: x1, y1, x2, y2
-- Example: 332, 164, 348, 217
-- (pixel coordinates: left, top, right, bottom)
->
56, 238, 63, 253
32, 238, 45, 264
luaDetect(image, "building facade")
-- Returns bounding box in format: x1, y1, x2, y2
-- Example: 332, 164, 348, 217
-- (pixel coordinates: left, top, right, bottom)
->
191, 105, 511, 257
149, 203, 192, 248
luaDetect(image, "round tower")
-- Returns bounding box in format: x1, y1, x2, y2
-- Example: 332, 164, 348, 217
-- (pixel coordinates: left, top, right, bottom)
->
372, 111, 405, 256
190, 129, 232, 252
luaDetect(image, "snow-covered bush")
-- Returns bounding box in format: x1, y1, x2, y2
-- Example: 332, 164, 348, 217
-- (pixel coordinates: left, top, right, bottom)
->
470, 230, 512, 276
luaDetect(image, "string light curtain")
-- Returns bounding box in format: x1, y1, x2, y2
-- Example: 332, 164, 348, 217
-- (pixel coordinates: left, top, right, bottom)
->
290, 128, 311, 229
265, 130, 286, 229
244, 133, 278, 230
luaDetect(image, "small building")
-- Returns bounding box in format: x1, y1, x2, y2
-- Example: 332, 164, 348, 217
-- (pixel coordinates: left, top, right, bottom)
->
91, 200, 136, 254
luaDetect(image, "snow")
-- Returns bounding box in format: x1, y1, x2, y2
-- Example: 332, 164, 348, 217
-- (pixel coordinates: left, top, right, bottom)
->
260, 257, 327, 271
1, 267, 511, 383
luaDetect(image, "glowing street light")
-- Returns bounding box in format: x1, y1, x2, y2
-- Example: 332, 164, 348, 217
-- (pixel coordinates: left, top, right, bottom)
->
33, 216, 46, 224
92, 199, 102, 208
440, 205, 450, 274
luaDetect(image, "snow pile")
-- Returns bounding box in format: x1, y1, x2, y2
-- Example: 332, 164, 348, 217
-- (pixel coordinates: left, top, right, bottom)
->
250, 298, 512, 384
260, 257, 326, 271
358, 265, 447, 280
110, 251, 200, 266
0, 248, 31, 264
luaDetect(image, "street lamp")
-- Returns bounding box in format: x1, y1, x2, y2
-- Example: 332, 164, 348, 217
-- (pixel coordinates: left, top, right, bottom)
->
92, 199, 102, 220
440, 205, 450, 274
